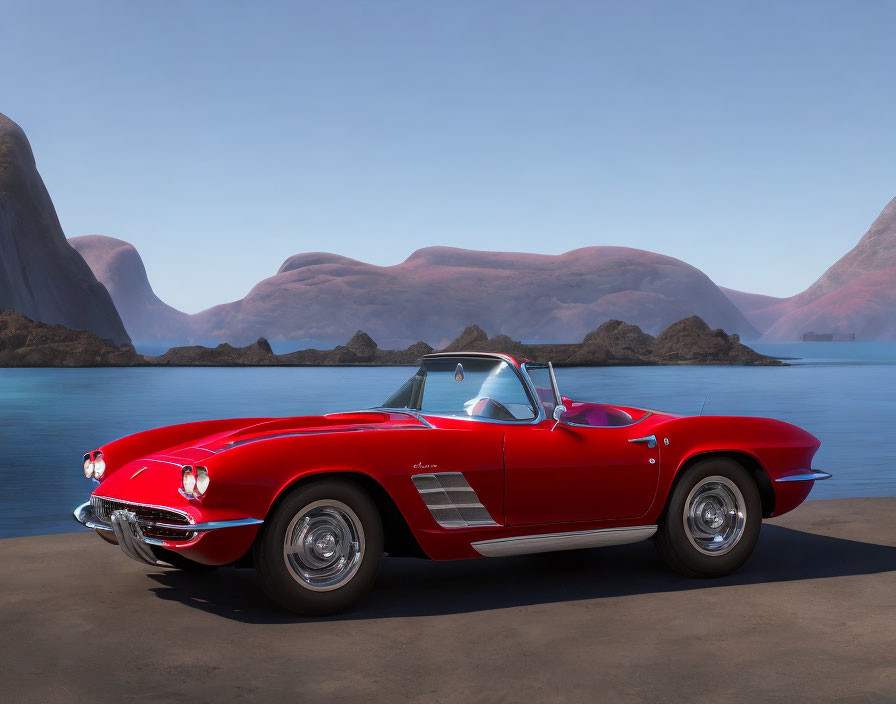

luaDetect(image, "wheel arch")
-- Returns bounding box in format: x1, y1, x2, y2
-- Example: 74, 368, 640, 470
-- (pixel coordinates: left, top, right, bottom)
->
261, 470, 426, 559
668, 450, 776, 518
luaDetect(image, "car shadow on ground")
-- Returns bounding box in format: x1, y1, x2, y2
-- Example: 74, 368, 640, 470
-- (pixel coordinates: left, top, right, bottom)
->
145, 525, 896, 624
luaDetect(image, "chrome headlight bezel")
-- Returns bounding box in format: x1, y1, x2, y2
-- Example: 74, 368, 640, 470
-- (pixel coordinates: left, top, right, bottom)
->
195, 466, 210, 495
93, 453, 106, 479
83, 451, 105, 480
182, 466, 197, 494
181, 465, 209, 498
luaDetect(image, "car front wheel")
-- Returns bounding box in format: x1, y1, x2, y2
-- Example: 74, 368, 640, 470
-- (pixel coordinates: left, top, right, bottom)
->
655, 458, 761, 578
254, 480, 383, 615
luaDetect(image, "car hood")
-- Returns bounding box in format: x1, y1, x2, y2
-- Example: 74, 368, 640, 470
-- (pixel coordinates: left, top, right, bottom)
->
142, 410, 428, 464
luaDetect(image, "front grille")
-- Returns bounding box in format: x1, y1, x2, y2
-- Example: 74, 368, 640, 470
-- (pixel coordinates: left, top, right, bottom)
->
145, 526, 195, 540
90, 496, 195, 541
91, 496, 191, 525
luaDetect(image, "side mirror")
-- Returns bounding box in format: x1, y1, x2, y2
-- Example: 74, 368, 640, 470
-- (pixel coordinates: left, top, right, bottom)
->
551, 404, 568, 431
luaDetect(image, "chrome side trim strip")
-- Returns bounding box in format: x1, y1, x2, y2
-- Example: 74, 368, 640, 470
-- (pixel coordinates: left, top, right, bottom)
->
472, 525, 657, 557
351, 409, 435, 428
775, 470, 832, 483
412, 472, 500, 528
171, 517, 263, 531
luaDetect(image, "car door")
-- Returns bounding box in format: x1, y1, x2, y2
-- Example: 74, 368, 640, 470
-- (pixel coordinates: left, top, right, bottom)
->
503, 421, 660, 526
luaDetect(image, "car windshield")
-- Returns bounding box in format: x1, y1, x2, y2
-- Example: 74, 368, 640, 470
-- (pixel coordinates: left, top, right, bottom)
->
382, 357, 537, 421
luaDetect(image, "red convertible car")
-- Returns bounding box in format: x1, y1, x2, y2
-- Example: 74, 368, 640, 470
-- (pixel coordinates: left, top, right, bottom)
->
74, 352, 829, 615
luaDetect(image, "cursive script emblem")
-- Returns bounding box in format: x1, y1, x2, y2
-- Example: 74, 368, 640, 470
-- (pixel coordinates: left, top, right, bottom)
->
413, 462, 438, 470
130, 467, 147, 480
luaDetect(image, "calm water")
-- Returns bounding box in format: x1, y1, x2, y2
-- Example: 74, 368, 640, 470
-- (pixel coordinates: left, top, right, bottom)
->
2, 342, 894, 539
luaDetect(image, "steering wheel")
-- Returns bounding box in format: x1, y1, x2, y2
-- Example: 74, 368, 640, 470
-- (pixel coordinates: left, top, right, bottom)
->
470, 397, 516, 421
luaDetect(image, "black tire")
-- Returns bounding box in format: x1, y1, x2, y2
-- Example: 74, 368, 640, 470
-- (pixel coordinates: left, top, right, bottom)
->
655, 457, 762, 578
149, 546, 218, 571
253, 479, 383, 616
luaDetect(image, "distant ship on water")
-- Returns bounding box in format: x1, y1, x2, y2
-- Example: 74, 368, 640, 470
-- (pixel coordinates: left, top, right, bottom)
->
802, 331, 856, 342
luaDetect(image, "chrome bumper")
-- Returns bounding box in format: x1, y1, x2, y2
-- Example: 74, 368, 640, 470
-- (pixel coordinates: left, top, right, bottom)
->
73, 501, 263, 567
111, 509, 166, 565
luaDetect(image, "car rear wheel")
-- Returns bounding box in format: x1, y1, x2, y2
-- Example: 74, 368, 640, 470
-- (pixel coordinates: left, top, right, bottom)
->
254, 479, 383, 615
655, 458, 761, 578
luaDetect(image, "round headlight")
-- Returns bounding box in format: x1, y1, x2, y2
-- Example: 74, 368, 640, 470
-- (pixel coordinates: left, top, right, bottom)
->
83, 457, 94, 478
93, 454, 106, 479
195, 466, 210, 495
182, 466, 196, 494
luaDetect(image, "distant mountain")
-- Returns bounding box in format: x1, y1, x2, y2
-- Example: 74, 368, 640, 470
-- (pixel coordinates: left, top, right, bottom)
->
0, 113, 130, 345
69, 235, 191, 344
189, 246, 760, 348
760, 196, 896, 340
719, 287, 786, 333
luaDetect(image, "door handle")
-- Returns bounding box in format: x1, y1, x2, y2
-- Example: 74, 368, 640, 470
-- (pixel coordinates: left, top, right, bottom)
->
628, 434, 657, 449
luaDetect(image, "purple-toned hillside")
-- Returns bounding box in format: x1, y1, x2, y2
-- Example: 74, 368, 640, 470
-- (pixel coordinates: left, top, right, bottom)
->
69, 235, 191, 344
0, 113, 130, 345
744, 196, 896, 340
719, 288, 786, 333
189, 246, 759, 348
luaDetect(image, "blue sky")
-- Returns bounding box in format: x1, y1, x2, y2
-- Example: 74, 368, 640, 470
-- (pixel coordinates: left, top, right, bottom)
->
6, 1, 896, 313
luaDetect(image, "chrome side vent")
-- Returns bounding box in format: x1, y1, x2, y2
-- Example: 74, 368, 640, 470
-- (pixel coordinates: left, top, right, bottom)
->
412, 472, 499, 528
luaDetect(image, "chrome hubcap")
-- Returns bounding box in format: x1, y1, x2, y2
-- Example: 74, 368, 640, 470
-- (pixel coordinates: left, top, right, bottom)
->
283, 500, 364, 591
683, 476, 746, 556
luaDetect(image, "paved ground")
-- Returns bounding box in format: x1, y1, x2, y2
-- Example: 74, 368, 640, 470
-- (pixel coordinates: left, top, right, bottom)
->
2, 498, 896, 703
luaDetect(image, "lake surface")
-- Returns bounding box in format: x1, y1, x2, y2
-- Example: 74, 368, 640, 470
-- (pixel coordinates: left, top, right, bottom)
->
2, 342, 894, 539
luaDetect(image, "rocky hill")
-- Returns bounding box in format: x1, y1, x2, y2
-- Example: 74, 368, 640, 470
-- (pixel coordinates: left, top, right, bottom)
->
0, 113, 130, 345
69, 235, 191, 344
0, 310, 139, 366
441, 316, 781, 366
0, 308, 778, 367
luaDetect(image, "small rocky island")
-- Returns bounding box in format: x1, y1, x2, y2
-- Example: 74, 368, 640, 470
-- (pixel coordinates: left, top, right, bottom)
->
0, 309, 783, 367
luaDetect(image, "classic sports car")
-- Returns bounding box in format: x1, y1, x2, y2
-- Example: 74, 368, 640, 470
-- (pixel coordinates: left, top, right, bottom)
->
74, 352, 830, 615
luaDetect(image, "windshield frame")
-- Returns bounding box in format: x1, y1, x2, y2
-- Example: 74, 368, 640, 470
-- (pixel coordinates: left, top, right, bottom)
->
375, 354, 547, 425
521, 362, 562, 420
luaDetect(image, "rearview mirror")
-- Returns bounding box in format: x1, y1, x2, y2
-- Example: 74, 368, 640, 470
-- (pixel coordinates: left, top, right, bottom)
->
551, 404, 568, 431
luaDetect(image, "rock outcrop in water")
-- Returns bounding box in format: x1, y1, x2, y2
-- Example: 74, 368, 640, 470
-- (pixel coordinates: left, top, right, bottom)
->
0, 114, 130, 346
148, 338, 278, 366
440, 317, 781, 366
147, 333, 435, 366
0, 311, 780, 367
0, 310, 139, 367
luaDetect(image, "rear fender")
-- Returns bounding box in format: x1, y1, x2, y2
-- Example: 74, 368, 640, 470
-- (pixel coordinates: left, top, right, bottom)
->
650, 415, 821, 521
